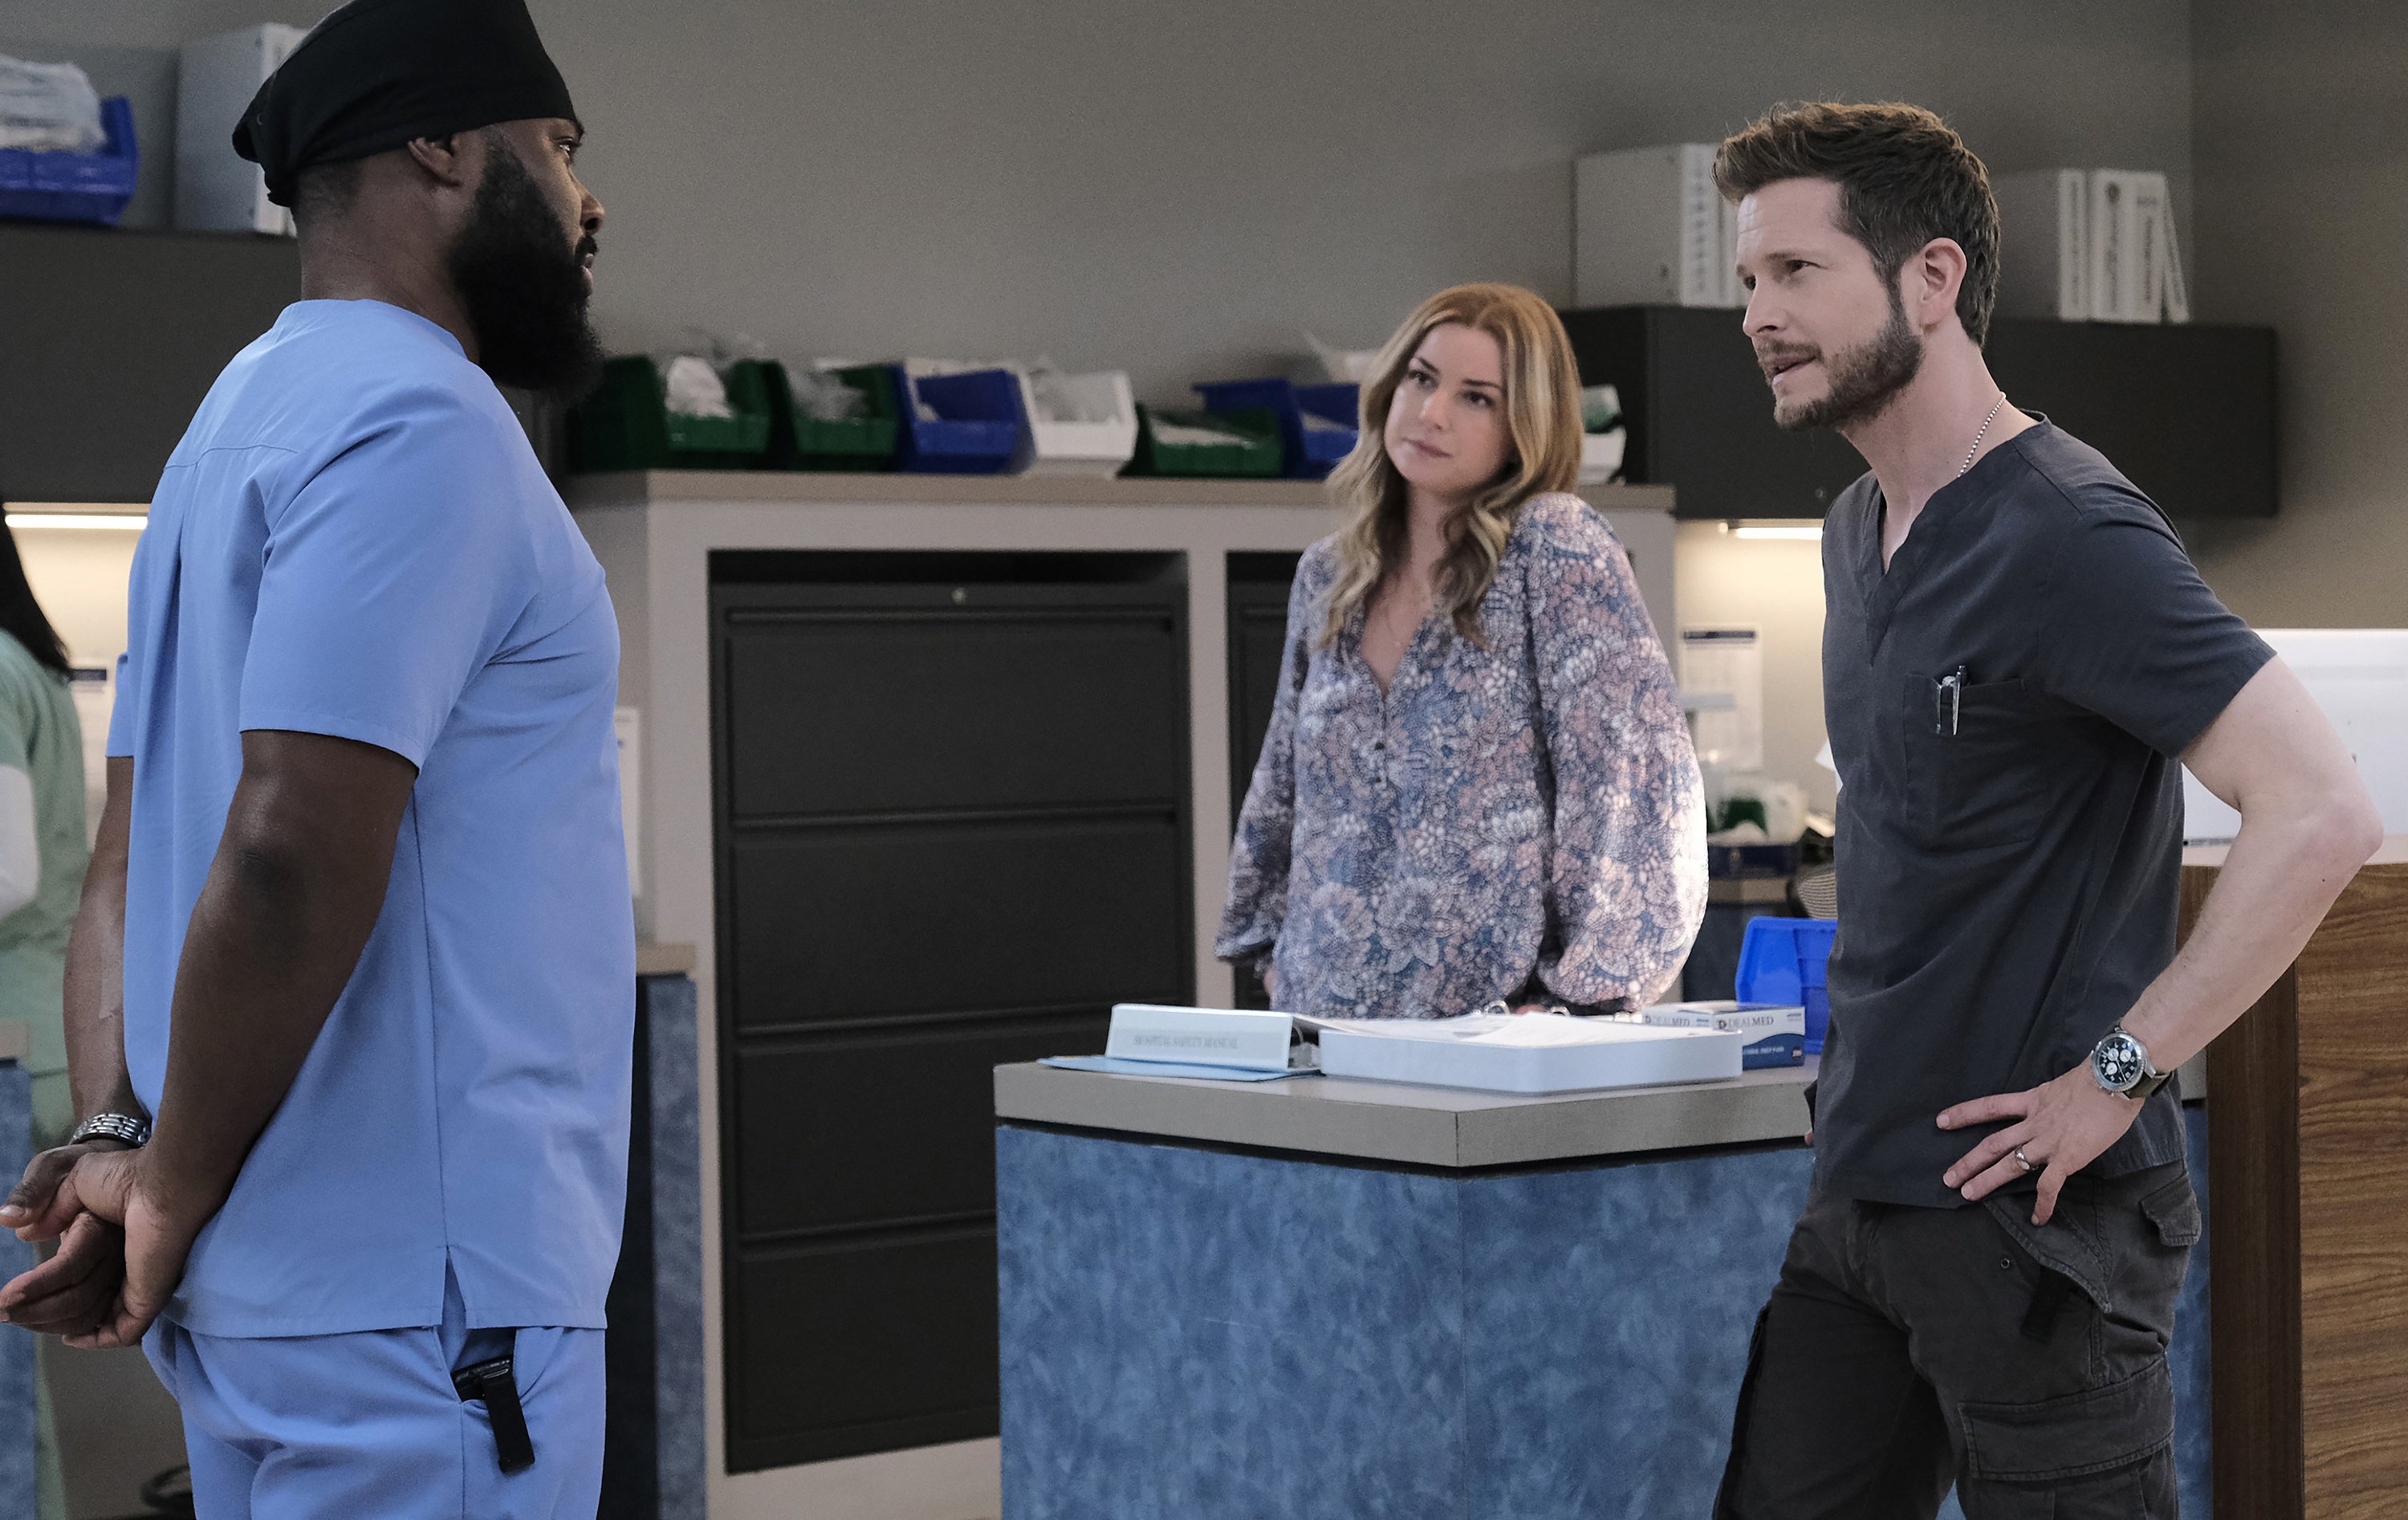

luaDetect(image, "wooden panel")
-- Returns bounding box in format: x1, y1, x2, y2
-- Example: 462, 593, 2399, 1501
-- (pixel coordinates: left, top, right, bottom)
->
2194, 857, 2408, 1520
2292, 864, 2408, 1518
2197, 862, 2304, 1520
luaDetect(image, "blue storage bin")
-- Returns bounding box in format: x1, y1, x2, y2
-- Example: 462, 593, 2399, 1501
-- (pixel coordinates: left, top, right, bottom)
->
1194, 378, 1361, 478
1735, 917, 1838, 1055
0, 96, 139, 226
890, 366, 1027, 474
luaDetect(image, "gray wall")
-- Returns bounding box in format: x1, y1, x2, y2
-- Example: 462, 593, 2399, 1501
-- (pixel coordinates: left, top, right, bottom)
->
2186, 1, 2408, 626
6, 0, 2195, 403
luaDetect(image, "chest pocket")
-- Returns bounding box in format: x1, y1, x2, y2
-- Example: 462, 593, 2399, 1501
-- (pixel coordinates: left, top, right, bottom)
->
1902, 675, 2049, 850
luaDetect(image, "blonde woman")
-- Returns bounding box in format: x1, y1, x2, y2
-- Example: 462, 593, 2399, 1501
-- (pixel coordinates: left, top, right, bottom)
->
1217, 283, 1705, 1019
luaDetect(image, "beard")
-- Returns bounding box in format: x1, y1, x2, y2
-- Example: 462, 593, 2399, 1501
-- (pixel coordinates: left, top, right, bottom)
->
445, 142, 604, 400
1769, 293, 1924, 433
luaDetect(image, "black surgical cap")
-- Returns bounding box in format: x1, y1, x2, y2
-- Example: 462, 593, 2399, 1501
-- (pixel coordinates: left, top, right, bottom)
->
233, 0, 580, 206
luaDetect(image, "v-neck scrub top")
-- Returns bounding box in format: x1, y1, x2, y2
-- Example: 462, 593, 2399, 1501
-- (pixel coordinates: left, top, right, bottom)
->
109, 300, 634, 1337
1814, 421, 2271, 1209
1216, 494, 1706, 1020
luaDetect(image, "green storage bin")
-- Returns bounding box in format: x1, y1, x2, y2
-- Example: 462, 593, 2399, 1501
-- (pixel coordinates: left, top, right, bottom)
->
570, 355, 771, 473
755, 360, 901, 472
1124, 404, 1283, 478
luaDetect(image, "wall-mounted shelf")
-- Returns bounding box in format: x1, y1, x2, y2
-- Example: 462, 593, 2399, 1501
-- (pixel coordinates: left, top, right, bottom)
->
0, 221, 299, 503
1559, 304, 2277, 520
567, 469, 1678, 514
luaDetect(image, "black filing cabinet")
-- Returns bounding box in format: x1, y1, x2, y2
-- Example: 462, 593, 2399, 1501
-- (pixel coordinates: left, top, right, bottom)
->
1224, 553, 1303, 1011
709, 551, 1193, 1472
1558, 304, 1865, 520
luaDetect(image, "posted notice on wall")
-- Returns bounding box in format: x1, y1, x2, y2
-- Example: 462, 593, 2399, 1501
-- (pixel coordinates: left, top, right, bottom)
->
1680, 627, 1763, 772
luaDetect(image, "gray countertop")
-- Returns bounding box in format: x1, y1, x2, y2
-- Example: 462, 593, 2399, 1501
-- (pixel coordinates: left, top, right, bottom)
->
992, 1058, 1816, 1170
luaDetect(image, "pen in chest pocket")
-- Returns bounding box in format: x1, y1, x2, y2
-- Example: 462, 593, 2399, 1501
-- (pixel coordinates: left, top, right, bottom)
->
1934, 665, 1966, 736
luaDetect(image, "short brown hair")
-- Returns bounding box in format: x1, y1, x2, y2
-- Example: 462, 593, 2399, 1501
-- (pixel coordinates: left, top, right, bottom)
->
1715, 102, 2000, 347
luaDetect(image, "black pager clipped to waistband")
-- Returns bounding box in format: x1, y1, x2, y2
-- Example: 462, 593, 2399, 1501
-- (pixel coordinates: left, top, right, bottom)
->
453, 1353, 536, 1474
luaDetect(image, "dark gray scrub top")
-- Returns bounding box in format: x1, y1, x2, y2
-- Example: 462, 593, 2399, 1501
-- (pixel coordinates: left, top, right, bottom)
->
1814, 421, 2272, 1208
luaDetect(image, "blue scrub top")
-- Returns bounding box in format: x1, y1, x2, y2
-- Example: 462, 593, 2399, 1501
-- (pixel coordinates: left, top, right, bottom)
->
109, 300, 634, 1338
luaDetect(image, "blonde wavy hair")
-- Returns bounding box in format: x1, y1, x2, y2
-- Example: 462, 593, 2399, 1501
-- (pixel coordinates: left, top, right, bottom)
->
1320, 283, 1584, 648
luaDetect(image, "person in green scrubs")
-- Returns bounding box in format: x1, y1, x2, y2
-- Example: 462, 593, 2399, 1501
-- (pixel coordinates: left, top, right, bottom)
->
0, 517, 88, 1520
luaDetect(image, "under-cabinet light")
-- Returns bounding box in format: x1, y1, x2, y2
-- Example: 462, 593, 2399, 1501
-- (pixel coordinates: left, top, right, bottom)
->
6, 513, 148, 531
1722, 522, 1822, 542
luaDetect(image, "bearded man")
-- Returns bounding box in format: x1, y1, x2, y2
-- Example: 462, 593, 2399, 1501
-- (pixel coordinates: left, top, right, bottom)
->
0, 1, 633, 1514
1708, 102, 2380, 1519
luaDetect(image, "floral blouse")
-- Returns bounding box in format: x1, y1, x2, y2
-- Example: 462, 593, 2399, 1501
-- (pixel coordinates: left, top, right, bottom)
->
1216, 494, 1706, 1019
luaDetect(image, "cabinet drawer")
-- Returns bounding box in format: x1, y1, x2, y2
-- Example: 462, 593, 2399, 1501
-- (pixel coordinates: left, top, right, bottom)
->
726, 815, 1188, 1027
734, 1013, 1106, 1236
730, 1227, 999, 1469
722, 606, 1183, 818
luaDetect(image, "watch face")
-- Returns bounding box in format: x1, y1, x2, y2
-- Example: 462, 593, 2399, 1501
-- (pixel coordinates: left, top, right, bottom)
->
2093, 1033, 2146, 1091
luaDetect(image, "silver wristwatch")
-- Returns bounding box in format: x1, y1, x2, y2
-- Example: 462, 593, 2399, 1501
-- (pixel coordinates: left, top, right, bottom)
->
67, 1112, 150, 1148
2089, 1025, 2170, 1102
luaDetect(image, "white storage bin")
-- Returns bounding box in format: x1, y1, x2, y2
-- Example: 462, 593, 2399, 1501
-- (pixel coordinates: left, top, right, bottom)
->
1015, 367, 1137, 477
177, 23, 305, 235
1579, 430, 1626, 485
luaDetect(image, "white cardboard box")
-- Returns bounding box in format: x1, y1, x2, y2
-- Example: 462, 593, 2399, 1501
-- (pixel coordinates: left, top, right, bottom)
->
176, 23, 305, 235
1316, 1015, 1740, 1095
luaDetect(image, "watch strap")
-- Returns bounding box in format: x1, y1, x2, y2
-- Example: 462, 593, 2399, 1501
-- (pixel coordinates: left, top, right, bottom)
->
67, 1112, 149, 1148
2125, 1069, 2174, 1102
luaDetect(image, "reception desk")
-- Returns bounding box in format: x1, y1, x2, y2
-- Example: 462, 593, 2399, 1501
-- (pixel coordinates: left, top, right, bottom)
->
994, 1059, 2213, 1519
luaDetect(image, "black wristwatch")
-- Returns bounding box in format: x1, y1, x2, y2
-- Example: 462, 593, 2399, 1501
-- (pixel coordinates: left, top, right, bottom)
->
2090, 1024, 2170, 1102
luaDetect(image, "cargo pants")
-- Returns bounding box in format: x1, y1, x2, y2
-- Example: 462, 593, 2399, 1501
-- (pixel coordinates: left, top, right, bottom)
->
1714, 1160, 2200, 1519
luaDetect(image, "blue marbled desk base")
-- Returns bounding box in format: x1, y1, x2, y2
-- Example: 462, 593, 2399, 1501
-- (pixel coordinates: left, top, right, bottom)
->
998, 1108, 2211, 1519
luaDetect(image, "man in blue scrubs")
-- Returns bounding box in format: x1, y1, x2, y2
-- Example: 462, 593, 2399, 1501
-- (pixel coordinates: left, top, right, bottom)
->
0, 2, 633, 1513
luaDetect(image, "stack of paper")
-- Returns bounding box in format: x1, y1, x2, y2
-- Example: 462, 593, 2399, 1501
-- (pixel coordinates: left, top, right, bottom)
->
1312, 1012, 1742, 1095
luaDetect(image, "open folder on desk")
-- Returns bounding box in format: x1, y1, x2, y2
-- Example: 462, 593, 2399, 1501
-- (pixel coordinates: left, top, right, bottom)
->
1038, 1055, 1311, 1082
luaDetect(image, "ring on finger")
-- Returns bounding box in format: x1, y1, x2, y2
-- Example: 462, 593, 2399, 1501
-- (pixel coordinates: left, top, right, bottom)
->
2012, 1145, 2038, 1174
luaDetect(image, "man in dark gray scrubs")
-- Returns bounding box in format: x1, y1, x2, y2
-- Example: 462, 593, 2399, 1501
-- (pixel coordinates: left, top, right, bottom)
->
1707, 103, 2383, 1518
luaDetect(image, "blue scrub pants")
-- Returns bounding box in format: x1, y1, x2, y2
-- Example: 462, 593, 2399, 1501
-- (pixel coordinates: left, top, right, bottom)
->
142, 1278, 604, 1519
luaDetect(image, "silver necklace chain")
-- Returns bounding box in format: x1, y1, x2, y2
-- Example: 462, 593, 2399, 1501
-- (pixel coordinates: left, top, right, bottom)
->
1961, 392, 2008, 477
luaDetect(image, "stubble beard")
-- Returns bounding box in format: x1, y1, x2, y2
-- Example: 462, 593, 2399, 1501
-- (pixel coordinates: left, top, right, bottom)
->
1774, 295, 1925, 433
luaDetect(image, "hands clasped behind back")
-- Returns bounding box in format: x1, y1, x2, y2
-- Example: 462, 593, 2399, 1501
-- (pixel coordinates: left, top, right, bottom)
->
2, 1136, 214, 1348
2, 1138, 128, 1339
0, 1138, 128, 1339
